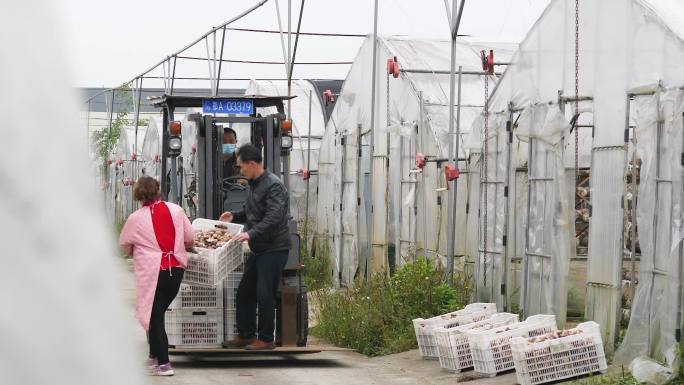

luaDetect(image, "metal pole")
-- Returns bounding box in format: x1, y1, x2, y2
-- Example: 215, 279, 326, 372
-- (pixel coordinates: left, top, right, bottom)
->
647, 86, 663, 349
339, 136, 347, 286
452, 66, 463, 274
419, 91, 428, 261
501, 103, 513, 311
205, 37, 215, 93
678, 110, 684, 342
106, 89, 115, 144
304, 90, 313, 247
446, 0, 465, 286
169, 105, 179, 205
523, 137, 534, 318
132, 78, 143, 158
368, 0, 379, 273
274, 0, 289, 79
356, 127, 365, 279
385, 72, 392, 276
412, 123, 419, 260
288, 0, 305, 115
215, 27, 227, 95
628, 96, 637, 303
287, 0, 292, 115
170, 57, 177, 95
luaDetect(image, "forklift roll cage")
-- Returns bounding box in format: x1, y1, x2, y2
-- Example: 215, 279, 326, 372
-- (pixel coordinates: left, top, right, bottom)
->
151, 94, 295, 217
149, 94, 314, 350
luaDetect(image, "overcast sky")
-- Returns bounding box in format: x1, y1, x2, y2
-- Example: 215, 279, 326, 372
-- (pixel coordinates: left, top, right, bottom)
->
56, 0, 552, 89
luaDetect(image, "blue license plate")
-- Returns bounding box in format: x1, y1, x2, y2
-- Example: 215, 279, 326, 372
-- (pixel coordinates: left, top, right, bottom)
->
202, 98, 254, 115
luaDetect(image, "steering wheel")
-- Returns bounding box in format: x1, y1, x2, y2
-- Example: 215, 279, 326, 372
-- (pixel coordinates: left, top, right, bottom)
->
222, 176, 248, 192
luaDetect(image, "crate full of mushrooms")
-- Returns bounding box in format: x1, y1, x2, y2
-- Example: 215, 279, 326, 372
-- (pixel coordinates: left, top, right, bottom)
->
510, 321, 607, 385
183, 218, 244, 287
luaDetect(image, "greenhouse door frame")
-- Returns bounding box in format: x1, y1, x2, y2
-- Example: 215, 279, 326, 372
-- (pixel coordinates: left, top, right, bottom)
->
626, 87, 684, 350
396, 122, 418, 264
477, 105, 517, 311
358, 130, 372, 281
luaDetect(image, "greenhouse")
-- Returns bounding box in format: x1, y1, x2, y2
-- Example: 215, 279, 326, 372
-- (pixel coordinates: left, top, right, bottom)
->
465, 0, 684, 360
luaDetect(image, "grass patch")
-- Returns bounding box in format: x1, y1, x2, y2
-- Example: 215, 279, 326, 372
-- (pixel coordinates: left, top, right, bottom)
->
311, 259, 470, 356
300, 234, 333, 291
570, 369, 640, 385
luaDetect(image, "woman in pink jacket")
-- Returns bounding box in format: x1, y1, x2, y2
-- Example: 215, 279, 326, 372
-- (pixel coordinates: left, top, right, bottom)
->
119, 176, 193, 376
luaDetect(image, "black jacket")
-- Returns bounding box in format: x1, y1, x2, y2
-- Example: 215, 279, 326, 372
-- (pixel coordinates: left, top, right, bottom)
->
223, 155, 239, 178
232, 171, 291, 254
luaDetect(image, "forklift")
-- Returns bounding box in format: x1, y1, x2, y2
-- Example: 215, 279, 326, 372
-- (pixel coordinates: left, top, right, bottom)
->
151, 94, 315, 354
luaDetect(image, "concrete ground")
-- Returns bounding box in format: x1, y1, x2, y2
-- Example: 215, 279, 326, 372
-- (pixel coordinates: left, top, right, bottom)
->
146, 344, 519, 385
119, 260, 536, 385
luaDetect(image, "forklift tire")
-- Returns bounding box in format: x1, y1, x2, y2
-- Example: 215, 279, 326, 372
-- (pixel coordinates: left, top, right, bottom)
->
297, 285, 309, 347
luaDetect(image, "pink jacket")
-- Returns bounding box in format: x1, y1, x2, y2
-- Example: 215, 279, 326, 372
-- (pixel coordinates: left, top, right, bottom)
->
119, 202, 193, 331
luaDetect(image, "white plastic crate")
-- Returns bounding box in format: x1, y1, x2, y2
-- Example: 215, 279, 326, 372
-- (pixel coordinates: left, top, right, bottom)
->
434, 312, 519, 373
413, 303, 497, 360
511, 321, 607, 385
165, 308, 223, 347
223, 272, 243, 310
465, 314, 557, 376
223, 308, 238, 341
184, 219, 244, 287
169, 283, 223, 309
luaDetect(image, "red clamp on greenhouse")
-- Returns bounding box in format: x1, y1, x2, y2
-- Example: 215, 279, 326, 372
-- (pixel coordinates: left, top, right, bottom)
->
387, 56, 400, 78
481, 49, 495, 75
415, 153, 426, 170
297, 168, 311, 181
443, 163, 459, 190
323, 90, 335, 106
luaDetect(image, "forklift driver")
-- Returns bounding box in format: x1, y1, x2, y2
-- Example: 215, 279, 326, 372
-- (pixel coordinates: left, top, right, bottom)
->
222, 127, 239, 178
219, 144, 291, 350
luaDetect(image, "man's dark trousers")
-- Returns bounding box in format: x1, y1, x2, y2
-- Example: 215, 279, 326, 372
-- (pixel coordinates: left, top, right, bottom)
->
236, 250, 289, 342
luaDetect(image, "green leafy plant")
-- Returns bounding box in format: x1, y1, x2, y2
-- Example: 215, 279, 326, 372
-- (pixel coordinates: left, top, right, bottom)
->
300, 233, 333, 291
570, 368, 640, 385
91, 84, 134, 170
311, 259, 470, 357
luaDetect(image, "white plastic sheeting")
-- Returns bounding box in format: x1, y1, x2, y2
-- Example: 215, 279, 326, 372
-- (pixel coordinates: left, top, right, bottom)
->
316, 36, 506, 285
1, 1, 142, 383
466, 0, 684, 355
616, 88, 684, 365
244, 80, 326, 226
141, 116, 163, 180
113, 126, 146, 224
517, 105, 571, 324
473, 113, 507, 308
179, 112, 199, 215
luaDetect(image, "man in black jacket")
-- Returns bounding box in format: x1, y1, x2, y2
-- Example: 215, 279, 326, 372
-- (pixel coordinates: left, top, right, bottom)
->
219, 144, 291, 350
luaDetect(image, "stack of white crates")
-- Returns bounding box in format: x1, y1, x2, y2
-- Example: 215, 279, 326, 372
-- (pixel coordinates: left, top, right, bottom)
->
464, 314, 557, 377
166, 282, 225, 347
417, 303, 608, 385
222, 272, 244, 342
412, 303, 497, 360
165, 219, 244, 348
434, 312, 519, 373
510, 321, 608, 385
